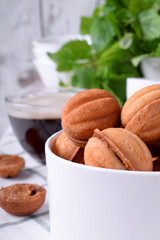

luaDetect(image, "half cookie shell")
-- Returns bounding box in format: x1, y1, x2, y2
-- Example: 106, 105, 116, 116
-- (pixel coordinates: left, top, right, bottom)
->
84, 128, 153, 171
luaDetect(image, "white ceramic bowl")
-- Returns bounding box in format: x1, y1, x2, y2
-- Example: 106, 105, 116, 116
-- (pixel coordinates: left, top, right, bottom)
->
141, 57, 160, 80
33, 59, 74, 88
33, 59, 59, 88
46, 131, 160, 240
126, 77, 160, 99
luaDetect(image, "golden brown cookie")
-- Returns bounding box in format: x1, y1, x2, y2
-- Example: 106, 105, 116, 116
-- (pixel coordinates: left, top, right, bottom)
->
0, 184, 46, 216
0, 154, 25, 178
121, 84, 160, 155
52, 132, 84, 164
84, 128, 153, 171
61, 89, 121, 147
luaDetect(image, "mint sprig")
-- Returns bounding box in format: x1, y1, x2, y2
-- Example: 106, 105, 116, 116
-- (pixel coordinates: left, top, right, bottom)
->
48, 0, 160, 105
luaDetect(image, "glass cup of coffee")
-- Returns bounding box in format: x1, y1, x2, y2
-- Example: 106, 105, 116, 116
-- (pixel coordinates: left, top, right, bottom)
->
5, 88, 75, 163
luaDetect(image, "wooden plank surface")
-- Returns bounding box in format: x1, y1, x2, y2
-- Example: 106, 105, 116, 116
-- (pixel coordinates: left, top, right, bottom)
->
0, 0, 41, 138
41, 0, 104, 35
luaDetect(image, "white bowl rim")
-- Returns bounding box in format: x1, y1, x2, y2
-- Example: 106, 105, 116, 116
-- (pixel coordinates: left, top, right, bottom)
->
46, 131, 160, 176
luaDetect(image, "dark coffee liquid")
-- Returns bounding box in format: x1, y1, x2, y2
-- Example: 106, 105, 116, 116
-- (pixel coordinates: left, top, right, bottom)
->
9, 115, 62, 163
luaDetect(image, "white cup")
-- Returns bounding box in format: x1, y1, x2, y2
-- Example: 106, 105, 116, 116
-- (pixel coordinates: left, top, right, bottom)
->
141, 57, 160, 80
126, 77, 160, 99
45, 131, 160, 240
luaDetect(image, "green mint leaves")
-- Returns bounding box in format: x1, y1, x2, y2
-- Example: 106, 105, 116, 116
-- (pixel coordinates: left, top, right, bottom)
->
90, 18, 115, 52
48, 0, 160, 105
139, 9, 160, 40
48, 40, 92, 72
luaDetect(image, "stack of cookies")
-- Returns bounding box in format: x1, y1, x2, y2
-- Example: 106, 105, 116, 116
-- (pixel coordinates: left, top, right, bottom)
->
52, 85, 160, 171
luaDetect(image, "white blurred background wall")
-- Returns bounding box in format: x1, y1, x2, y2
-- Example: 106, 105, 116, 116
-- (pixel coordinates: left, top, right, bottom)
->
0, 0, 104, 139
